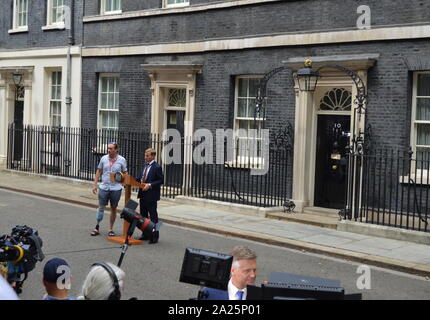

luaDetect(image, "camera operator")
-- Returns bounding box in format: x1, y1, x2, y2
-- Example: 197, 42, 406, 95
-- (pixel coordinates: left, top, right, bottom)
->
0, 225, 45, 296
77, 262, 125, 300
42, 258, 75, 300
200, 245, 257, 300
0, 271, 19, 300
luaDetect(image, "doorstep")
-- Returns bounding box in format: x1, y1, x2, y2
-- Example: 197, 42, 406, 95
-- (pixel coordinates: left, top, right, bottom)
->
172, 196, 339, 229
266, 210, 339, 230
172, 195, 277, 217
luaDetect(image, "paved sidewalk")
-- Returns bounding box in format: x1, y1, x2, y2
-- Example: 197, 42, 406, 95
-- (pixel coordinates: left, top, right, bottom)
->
1, 169, 430, 277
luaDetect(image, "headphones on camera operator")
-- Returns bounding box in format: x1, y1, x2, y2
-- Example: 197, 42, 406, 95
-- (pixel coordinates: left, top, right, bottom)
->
91, 262, 121, 301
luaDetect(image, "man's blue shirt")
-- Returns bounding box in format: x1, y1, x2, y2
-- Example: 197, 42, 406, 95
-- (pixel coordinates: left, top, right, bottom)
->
97, 154, 127, 191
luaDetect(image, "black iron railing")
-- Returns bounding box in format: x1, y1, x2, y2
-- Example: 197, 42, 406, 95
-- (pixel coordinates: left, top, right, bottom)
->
7, 124, 293, 208
342, 147, 430, 232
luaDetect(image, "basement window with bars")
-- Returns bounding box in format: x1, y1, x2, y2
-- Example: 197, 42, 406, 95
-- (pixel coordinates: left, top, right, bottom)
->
410, 72, 430, 183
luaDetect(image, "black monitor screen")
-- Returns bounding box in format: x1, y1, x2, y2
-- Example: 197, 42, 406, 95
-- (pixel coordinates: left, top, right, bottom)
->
179, 248, 233, 290
247, 272, 346, 300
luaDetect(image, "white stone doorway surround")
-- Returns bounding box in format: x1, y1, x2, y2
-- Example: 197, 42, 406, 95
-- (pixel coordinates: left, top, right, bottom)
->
285, 54, 378, 212
142, 63, 202, 187
0, 67, 33, 167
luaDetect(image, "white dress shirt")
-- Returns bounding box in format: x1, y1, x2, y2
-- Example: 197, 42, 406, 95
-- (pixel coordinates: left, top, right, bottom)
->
141, 160, 155, 184
227, 279, 246, 300
145, 160, 155, 176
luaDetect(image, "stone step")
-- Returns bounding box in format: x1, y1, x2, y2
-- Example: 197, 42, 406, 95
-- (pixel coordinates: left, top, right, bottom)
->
266, 211, 339, 230
303, 206, 341, 217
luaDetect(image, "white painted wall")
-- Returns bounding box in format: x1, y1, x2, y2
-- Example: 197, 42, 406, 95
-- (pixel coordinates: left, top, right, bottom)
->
0, 46, 82, 167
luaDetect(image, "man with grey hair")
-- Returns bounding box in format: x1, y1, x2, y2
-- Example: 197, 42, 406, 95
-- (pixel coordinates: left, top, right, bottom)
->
77, 262, 125, 300
199, 245, 257, 300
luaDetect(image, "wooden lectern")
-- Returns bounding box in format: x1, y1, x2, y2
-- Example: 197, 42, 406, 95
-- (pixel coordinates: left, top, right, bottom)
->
108, 172, 145, 245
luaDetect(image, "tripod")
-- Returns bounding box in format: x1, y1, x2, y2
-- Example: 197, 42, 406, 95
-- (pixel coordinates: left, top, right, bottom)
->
117, 218, 138, 267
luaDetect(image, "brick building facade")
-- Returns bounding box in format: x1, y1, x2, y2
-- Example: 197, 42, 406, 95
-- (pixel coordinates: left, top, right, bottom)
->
79, 0, 430, 212
2, 0, 430, 217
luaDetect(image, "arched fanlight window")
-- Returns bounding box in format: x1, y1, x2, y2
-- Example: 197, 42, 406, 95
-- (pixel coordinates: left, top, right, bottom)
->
168, 88, 186, 108
319, 88, 352, 111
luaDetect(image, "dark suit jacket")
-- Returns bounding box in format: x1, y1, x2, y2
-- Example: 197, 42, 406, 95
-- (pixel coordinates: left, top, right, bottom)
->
136, 162, 164, 202
199, 288, 229, 300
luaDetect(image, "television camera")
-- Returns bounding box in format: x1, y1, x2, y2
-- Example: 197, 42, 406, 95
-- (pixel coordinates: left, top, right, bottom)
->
0, 225, 45, 294
116, 199, 162, 266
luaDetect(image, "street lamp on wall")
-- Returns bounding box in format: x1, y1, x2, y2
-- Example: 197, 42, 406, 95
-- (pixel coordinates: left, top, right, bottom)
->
12, 72, 23, 100
294, 60, 367, 115
293, 59, 320, 92
12, 72, 23, 87
255, 59, 368, 147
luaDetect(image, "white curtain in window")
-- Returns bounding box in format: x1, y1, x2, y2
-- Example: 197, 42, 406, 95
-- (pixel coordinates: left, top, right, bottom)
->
416, 98, 430, 121
16, 0, 28, 27
50, 71, 62, 127
235, 77, 263, 161
99, 76, 119, 130
167, 0, 189, 5
106, 0, 121, 12
52, 0, 65, 23
417, 123, 430, 146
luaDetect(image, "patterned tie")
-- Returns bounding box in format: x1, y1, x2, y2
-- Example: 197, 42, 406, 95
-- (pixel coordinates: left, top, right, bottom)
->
236, 290, 244, 300
141, 163, 150, 183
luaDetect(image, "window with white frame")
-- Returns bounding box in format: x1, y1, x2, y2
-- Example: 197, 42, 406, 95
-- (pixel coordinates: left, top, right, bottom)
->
98, 75, 119, 131
412, 72, 430, 171
164, 0, 190, 8
101, 0, 121, 14
12, 0, 29, 31
234, 76, 264, 164
46, 0, 65, 27
49, 71, 62, 127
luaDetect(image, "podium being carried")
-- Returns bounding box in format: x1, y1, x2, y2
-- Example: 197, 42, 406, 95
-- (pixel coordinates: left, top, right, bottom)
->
108, 172, 145, 245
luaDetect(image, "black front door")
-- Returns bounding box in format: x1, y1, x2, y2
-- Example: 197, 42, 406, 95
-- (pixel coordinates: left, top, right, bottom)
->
13, 100, 24, 163
314, 115, 350, 209
165, 110, 185, 187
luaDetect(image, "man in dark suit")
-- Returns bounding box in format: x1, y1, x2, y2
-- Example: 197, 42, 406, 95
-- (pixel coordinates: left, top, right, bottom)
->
136, 148, 164, 243
200, 246, 257, 300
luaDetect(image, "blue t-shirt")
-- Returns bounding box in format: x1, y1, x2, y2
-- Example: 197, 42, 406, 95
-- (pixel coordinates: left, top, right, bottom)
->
43, 295, 76, 300
97, 154, 127, 191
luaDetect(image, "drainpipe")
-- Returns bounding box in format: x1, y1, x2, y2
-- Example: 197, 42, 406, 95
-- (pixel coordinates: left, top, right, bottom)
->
65, 0, 74, 128
64, 0, 75, 174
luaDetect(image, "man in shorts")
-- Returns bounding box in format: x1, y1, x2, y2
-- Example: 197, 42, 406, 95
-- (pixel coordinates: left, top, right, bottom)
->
91, 142, 127, 237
